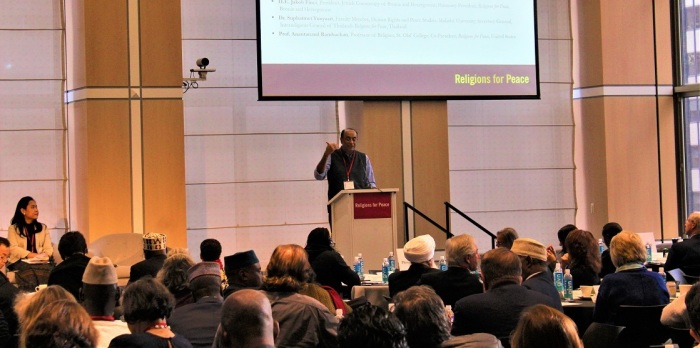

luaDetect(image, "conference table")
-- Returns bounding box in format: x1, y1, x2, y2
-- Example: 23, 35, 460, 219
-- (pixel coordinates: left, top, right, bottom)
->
562, 298, 595, 335
351, 283, 390, 310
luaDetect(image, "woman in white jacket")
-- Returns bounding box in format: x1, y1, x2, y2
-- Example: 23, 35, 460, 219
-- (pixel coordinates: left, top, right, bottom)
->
7, 196, 53, 265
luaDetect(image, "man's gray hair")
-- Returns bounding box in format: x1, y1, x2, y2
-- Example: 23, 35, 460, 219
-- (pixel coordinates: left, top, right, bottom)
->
446, 234, 476, 267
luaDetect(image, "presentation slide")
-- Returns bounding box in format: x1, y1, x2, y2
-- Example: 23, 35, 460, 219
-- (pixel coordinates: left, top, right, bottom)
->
257, 0, 539, 99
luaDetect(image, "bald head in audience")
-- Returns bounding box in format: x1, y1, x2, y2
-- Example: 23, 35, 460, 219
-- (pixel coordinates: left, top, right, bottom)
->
220, 289, 276, 348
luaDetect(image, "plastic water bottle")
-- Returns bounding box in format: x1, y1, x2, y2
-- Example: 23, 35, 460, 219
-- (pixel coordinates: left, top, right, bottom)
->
554, 262, 564, 297
563, 269, 574, 301
645, 242, 653, 262
382, 258, 390, 284
388, 252, 396, 273
598, 238, 605, 254
357, 253, 364, 279
353, 257, 361, 278
439, 256, 448, 271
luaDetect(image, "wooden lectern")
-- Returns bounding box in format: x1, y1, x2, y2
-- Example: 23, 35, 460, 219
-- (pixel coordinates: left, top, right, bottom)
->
328, 188, 399, 272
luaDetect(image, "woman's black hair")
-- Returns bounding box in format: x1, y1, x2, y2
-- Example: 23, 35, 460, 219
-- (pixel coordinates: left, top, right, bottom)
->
306, 227, 332, 248
304, 227, 334, 262
10, 196, 42, 238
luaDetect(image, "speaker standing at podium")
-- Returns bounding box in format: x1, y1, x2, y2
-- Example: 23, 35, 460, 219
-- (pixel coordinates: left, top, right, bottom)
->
314, 128, 376, 223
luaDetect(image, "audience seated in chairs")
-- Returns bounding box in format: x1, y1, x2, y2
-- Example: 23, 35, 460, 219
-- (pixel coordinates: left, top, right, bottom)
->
128, 233, 168, 285
20, 299, 98, 348
82, 256, 130, 348
0, 237, 19, 348
15, 285, 76, 330
169, 262, 223, 348
418, 234, 483, 308
218, 289, 277, 348
592, 231, 669, 324
684, 283, 700, 346
109, 277, 193, 348
511, 238, 563, 311
511, 304, 582, 348
299, 271, 352, 317
338, 303, 408, 348
393, 286, 502, 348
496, 228, 519, 250
666, 211, 700, 278
599, 222, 623, 279
662, 289, 692, 329
156, 251, 196, 309
7, 196, 53, 266
451, 248, 561, 348
261, 244, 338, 348
47, 231, 91, 300
546, 224, 578, 271
305, 227, 360, 298
200, 239, 228, 290
222, 250, 263, 298
389, 234, 439, 297
564, 230, 601, 288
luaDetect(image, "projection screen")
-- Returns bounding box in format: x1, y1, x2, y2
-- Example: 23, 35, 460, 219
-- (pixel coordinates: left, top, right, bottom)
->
257, 0, 540, 100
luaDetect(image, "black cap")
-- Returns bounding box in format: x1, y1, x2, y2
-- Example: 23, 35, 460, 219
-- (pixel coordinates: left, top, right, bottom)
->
224, 250, 259, 274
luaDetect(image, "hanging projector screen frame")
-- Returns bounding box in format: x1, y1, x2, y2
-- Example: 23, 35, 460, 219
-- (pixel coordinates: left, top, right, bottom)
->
256, 0, 540, 101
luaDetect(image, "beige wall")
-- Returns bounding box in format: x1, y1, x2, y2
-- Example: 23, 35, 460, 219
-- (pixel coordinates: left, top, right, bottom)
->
572, 0, 678, 239
412, 102, 450, 247
142, 102, 187, 246
65, 0, 187, 246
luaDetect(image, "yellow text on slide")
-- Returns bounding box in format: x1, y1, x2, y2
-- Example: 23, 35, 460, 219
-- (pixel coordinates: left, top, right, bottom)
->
505, 74, 529, 84
454, 74, 492, 85
454, 73, 531, 85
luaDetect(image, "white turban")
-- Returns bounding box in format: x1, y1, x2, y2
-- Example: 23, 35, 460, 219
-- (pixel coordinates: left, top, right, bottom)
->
404, 234, 436, 263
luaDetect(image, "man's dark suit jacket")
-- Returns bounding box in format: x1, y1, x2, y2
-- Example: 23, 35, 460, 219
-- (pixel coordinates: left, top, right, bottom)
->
522, 270, 563, 311
451, 282, 562, 346
418, 266, 483, 307
128, 253, 167, 284
168, 297, 223, 348
0, 272, 19, 348
388, 263, 439, 297
599, 249, 616, 278
665, 234, 700, 277
47, 254, 91, 300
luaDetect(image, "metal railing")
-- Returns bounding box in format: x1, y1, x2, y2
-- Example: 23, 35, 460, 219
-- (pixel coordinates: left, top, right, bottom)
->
402, 201, 496, 249
403, 202, 453, 243
445, 202, 497, 249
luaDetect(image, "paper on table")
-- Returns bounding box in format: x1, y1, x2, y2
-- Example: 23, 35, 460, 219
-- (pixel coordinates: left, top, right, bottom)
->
21, 256, 49, 264
561, 302, 584, 306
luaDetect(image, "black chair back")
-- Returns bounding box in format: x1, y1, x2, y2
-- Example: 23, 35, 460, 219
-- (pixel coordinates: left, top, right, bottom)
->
614, 305, 670, 347
685, 275, 700, 285
668, 327, 695, 348
582, 322, 624, 348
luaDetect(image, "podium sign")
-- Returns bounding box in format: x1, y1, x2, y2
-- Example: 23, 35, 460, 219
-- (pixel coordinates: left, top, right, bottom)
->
329, 188, 399, 269
354, 192, 392, 219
